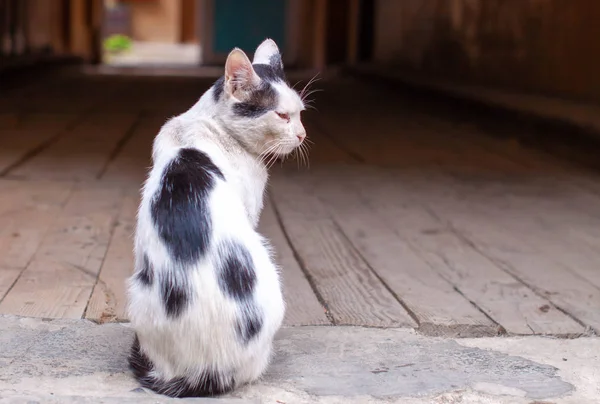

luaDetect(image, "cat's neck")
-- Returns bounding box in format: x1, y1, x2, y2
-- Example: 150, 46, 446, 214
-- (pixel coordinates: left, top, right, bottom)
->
182, 90, 263, 161
170, 94, 269, 226
186, 88, 219, 118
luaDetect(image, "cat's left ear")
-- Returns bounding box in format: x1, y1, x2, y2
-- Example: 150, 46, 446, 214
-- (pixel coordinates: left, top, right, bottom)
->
225, 48, 260, 99
253, 38, 283, 70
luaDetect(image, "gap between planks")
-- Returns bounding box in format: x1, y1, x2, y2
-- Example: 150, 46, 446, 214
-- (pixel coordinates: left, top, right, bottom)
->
85, 191, 138, 323
259, 198, 330, 326
270, 169, 417, 328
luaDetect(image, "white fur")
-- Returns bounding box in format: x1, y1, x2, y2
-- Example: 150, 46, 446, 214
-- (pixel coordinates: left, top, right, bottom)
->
127, 39, 306, 397
253, 38, 281, 66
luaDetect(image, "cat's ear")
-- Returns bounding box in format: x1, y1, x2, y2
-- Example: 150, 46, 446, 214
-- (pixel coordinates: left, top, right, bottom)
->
225, 48, 260, 99
253, 38, 283, 69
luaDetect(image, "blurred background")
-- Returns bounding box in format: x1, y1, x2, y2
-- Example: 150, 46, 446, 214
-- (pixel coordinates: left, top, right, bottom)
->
1, 0, 600, 342
2, 0, 600, 99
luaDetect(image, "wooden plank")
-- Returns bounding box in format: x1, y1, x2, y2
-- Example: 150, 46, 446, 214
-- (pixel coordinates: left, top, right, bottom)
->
258, 198, 330, 326
85, 192, 137, 323
420, 175, 600, 332
0, 114, 76, 174
99, 116, 163, 186
331, 167, 584, 336
9, 113, 139, 181
467, 201, 600, 291
450, 216, 600, 334
0, 268, 21, 301
270, 171, 417, 328
0, 180, 73, 270
312, 0, 327, 70
346, 0, 360, 64
0, 185, 124, 319
487, 177, 600, 290
298, 171, 500, 337
0, 180, 73, 302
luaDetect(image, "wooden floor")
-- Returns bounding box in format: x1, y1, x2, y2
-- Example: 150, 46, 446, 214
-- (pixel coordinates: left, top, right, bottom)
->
1, 70, 600, 337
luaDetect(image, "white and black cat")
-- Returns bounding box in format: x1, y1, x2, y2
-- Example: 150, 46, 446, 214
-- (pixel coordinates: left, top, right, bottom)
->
127, 39, 307, 397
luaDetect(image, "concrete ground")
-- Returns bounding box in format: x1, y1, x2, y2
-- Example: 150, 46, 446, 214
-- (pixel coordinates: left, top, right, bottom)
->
1, 315, 598, 404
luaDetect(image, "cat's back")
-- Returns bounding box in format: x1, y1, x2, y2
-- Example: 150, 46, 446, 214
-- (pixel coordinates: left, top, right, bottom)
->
129, 134, 278, 365
130, 118, 280, 336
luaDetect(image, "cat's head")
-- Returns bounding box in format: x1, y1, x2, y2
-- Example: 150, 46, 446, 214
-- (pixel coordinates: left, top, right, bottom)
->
213, 39, 307, 160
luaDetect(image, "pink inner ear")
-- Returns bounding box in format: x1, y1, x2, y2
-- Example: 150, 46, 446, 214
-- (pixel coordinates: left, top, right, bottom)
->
225, 50, 255, 87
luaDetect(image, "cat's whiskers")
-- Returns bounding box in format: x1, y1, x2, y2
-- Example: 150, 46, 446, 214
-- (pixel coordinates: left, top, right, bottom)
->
301, 88, 323, 111
268, 140, 296, 169
257, 139, 282, 166
303, 102, 318, 112
299, 75, 322, 112
300, 141, 311, 169
263, 143, 284, 169
258, 141, 278, 160
295, 147, 304, 169
265, 153, 280, 169
299, 73, 321, 101
294, 148, 300, 170
301, 88, 323, 101
288, 139, 310, 170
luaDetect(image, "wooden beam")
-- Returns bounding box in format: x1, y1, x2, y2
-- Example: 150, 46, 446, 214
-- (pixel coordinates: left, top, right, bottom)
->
312, 0, 328, 69
347, 0, 360, 64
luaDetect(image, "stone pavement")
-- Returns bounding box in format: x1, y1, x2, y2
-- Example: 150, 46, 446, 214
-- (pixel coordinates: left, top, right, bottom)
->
0, 315, 598, 403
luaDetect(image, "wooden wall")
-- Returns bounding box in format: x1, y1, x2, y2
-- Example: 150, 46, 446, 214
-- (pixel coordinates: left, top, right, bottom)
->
373, 0, 600, 102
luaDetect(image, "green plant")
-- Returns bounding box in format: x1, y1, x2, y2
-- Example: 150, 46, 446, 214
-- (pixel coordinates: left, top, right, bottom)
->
103, 34, 132, 53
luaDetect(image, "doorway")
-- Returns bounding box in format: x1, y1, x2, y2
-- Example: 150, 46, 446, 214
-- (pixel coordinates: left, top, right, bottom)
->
101, 0, 201, 67
199, 0, 298, 66
100, 0, 298, 68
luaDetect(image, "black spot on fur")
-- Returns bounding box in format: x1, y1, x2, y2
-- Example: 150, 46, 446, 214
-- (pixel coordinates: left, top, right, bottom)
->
160, 275, 189, 318
217, 241, 264, 343
212, 76, 225, 102
136, 254, 154, 286
129, 335, 153, 377
217, 241, 257, 300
129, 335, 234, 398
269, 53, 285, 78
236, 307, 263, 344
253, 62, 285, 83
232, 80, 278, 118
151, 148, 224, 264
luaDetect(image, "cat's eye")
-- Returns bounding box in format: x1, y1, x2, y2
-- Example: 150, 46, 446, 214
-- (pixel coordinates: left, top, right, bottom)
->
276, 112, 290, 121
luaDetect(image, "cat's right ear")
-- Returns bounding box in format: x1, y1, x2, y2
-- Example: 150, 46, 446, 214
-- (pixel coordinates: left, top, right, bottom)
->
225, 48, 260, 100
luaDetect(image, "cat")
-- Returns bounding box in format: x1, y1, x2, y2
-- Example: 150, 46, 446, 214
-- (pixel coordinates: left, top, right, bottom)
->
126, 39, 307, 398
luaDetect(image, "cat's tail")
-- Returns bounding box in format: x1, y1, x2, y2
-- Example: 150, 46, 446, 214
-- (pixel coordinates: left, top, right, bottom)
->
128, 335, 235, 398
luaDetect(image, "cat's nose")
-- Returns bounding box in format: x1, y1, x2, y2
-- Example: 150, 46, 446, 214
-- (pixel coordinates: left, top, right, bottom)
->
297, 133, 306, 142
